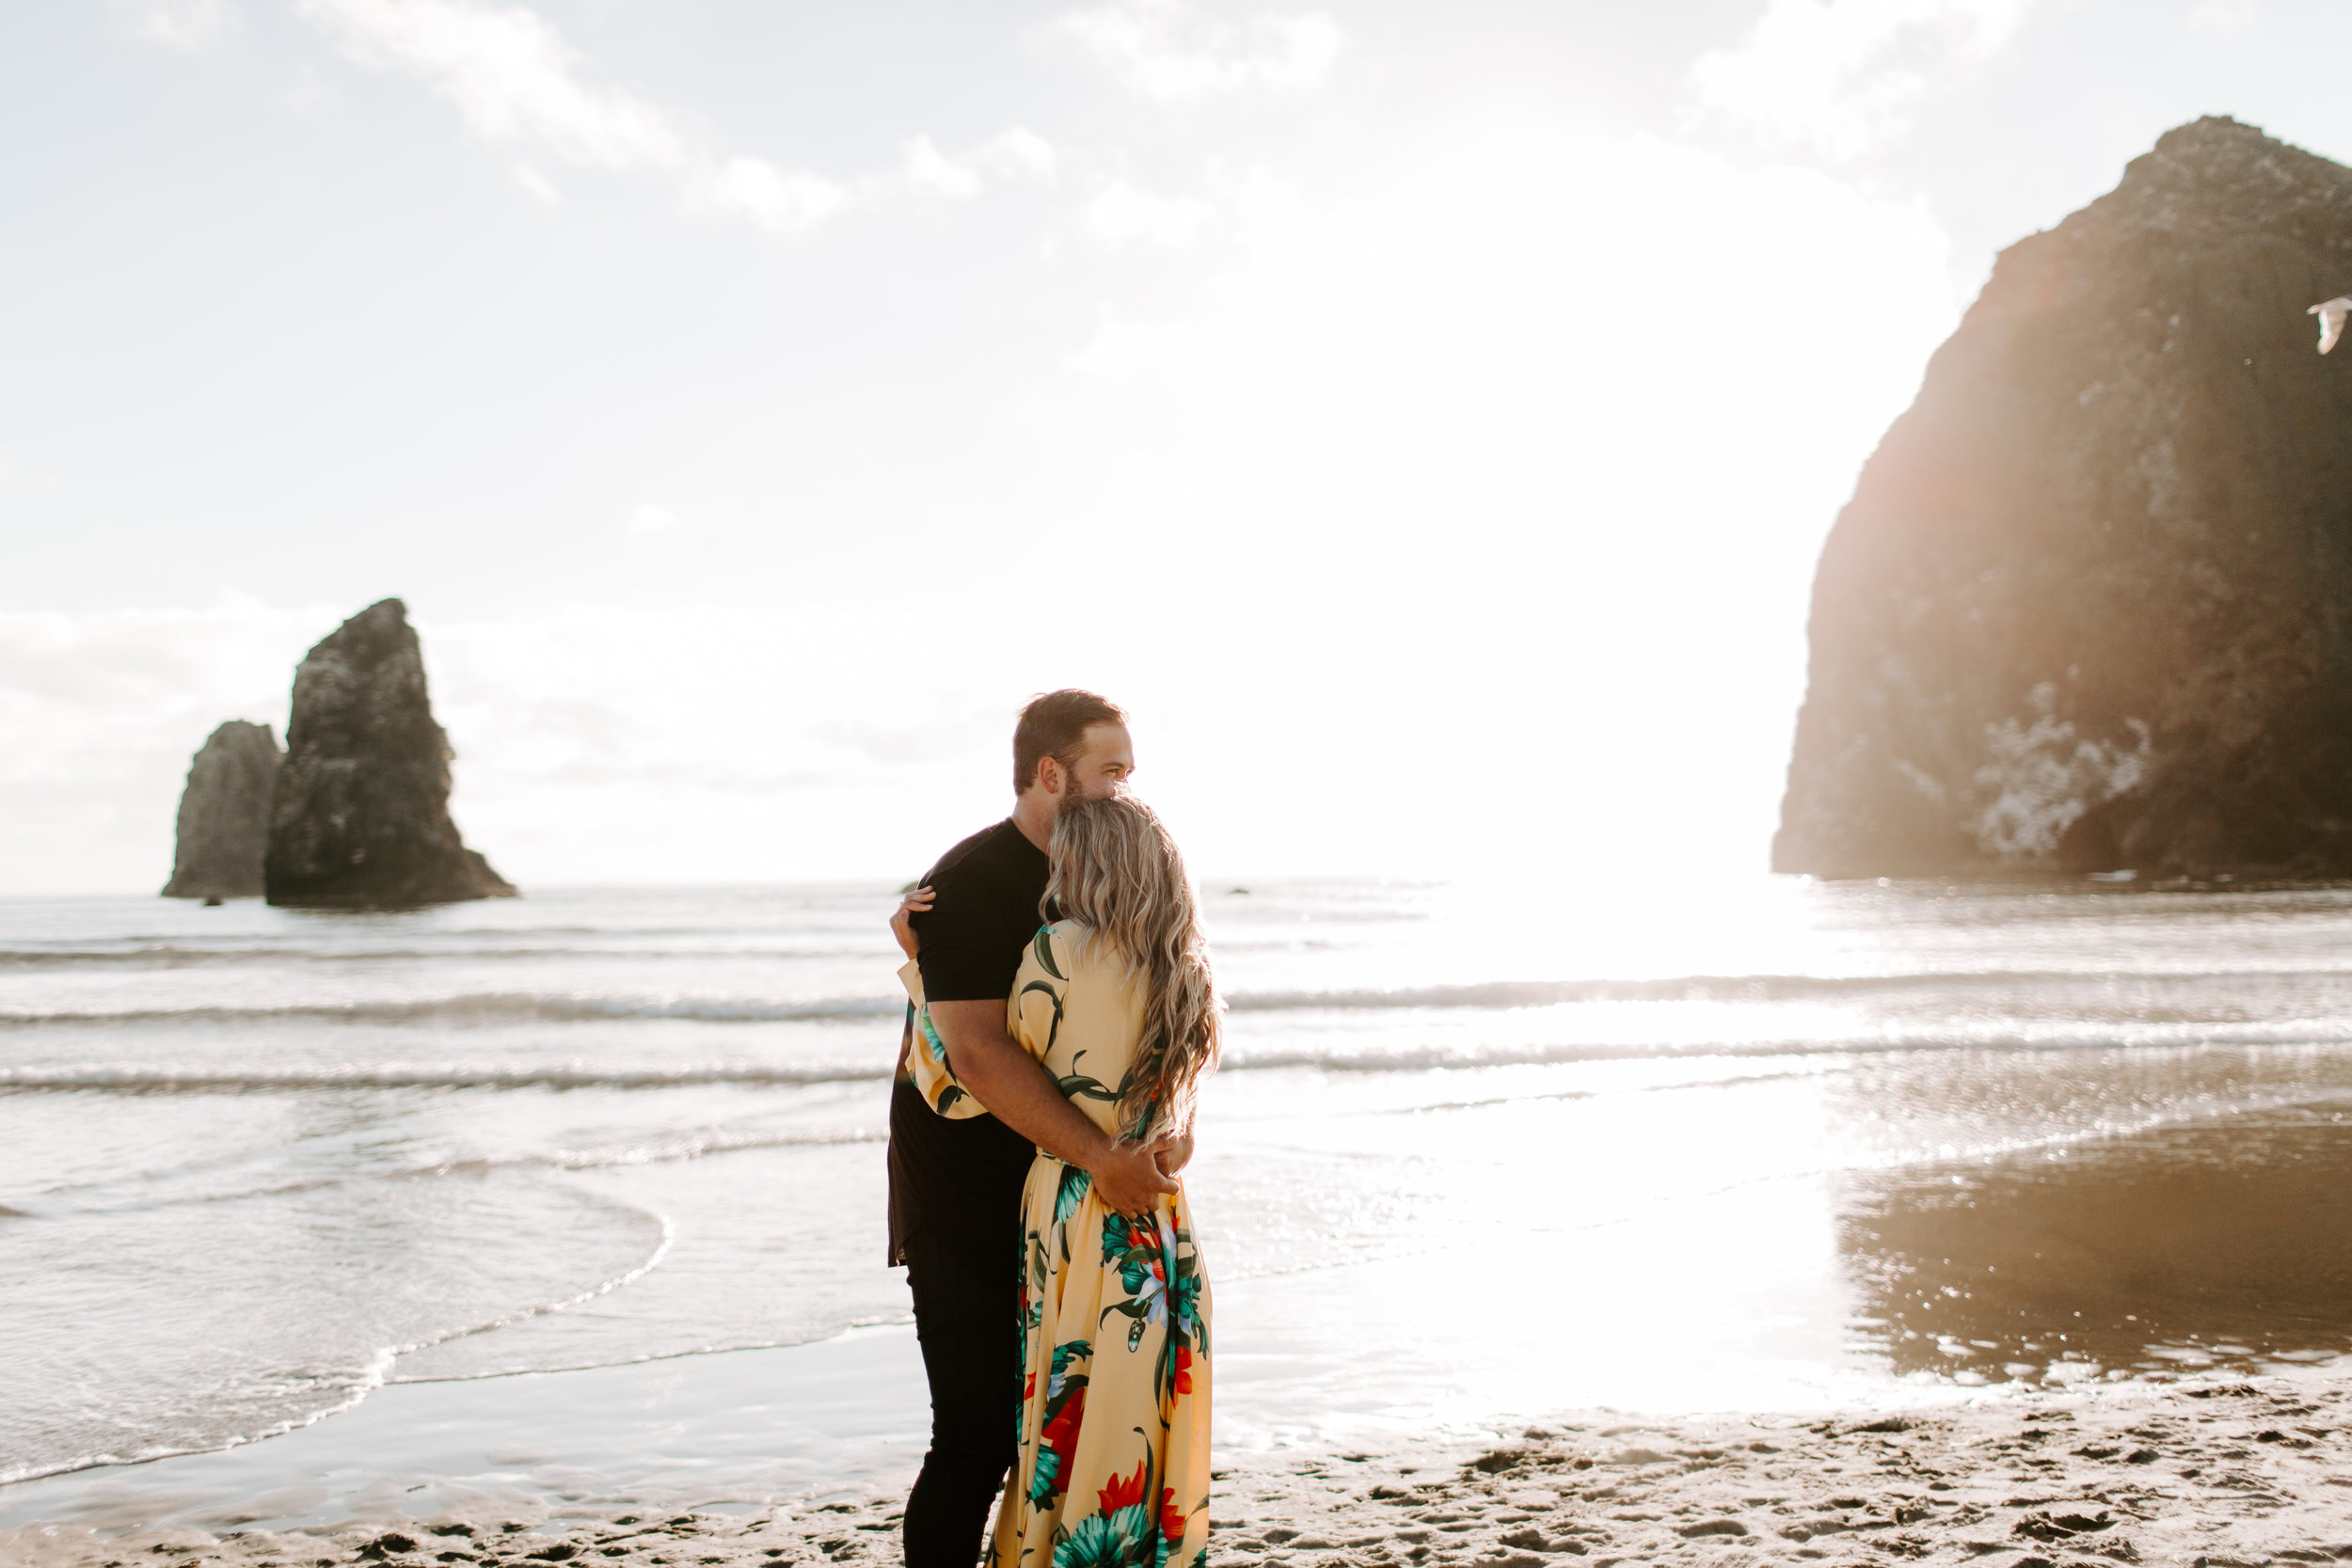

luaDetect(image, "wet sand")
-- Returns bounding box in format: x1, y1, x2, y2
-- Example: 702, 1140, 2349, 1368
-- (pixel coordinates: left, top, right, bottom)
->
1838, 1105, 2352, 1384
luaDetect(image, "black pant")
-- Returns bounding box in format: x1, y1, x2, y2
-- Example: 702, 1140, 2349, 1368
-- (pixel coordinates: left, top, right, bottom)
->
891, 1080, 1034, 1568
902, 1228, 1022, 1568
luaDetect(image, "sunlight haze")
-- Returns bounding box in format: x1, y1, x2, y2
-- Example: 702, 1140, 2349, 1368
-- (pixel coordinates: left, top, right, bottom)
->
8, 0, 2350, 892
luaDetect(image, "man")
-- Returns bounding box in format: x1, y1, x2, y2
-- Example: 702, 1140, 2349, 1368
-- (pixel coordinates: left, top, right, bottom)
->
887, 689, 1184, 1568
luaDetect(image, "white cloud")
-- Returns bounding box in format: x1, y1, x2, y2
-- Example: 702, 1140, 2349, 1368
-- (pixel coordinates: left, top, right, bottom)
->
293, 0, 1051, 233
294, 0, 849, 233
2189, 0, 2257, 32
899, 136, 985, 200
1046, 0, 1343, 101
509, 162, 559, 206
284, 65, 340, 115
624, 503, 687, 535
695, 155, 847, 231
114, 0, 240, 50
297, 0, 680, 166
889, 130, 1060, 202
1692, 0, 2037, 160
968, 128, 1059, 182
1081, 179, 1219, 248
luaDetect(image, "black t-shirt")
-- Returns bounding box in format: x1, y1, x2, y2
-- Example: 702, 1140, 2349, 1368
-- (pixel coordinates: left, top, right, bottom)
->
911, 817, 1049, 1001
885, 816, 1049, 1265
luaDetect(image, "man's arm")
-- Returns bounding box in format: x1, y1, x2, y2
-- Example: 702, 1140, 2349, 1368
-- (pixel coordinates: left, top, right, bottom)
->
926, 999, 1177, 1213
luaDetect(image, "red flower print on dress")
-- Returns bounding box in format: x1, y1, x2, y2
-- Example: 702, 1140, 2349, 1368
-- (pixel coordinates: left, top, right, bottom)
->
1096, 1458, 1149, 1517
1032, 1384, 1089, 1506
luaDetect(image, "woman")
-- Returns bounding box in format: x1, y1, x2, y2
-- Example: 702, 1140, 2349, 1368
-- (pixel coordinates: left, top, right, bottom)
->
898, 793, 1216, 1568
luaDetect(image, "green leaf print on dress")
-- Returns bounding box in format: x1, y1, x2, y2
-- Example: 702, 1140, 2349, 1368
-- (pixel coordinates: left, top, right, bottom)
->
1050, 1450, 1158, 1568
1051, 1163, 1094, 1263
1055, 1165, 1092, 1224
914, 1006, 969, 1114
1020, 979, 1066, 1057
1055, 1050, 1130, 1105
893, 963, 985, 1120
1050, 1505, 1154, 1568
1031, 924, 1067, 980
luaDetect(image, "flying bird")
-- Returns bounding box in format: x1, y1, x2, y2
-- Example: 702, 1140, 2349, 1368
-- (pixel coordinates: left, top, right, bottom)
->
2311, 295, 2352, 354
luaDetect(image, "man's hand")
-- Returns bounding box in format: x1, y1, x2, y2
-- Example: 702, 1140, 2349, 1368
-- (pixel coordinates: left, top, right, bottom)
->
1091, 1135, 1182, 1214
1153, 1128, 1195, 1180
890, 884, 934, 960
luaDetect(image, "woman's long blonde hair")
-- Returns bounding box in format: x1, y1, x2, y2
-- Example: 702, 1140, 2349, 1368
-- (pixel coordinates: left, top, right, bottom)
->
1044, 792, 1220, 1141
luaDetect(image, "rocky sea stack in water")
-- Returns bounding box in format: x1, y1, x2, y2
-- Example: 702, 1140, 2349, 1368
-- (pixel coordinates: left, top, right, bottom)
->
161, 721, 283, 899
1778, 117, 2352, 881
265, 598, 515, 908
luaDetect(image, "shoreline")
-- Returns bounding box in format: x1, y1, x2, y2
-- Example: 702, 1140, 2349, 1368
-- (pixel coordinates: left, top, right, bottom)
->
6, 1363, 2348, 1568
9, 1105, 2352, 1562
0, 1327, 933, 1542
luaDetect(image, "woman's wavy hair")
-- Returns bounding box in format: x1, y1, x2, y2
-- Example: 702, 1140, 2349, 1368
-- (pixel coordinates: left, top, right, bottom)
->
1044, 792, 1220, 1141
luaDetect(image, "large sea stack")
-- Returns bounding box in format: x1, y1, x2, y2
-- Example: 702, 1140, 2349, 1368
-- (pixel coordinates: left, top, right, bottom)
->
1777, 117, 2352, 880
160, 721, 283, 899
265, 598, 515, 908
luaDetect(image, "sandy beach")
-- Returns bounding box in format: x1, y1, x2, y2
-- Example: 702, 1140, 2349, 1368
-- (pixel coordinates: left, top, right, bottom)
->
9, 1365, 2349, 1568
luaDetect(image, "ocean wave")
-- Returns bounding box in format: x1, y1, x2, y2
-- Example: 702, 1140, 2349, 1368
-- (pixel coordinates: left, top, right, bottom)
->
1221, 1018, 2352, 1072
0, 1336, 401, 1488
0, 993, 903, 1028
0, 943, 889, 968
14, 967, 2352, 1033
14, 1021, 2352, 1095
0, 1063, 891, 1092
38, 1128, 898, 1213
1224, 969, 2352, 1011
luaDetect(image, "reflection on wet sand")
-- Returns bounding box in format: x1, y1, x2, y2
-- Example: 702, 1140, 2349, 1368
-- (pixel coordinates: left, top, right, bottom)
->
1841, 1106, 2352, 1384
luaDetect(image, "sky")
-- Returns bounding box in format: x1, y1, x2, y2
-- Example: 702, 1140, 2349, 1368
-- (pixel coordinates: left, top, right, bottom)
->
7, 0, 2352, 895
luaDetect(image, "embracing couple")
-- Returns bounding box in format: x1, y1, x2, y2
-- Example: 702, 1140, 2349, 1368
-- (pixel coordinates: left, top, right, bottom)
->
886, 689, 1216, 1568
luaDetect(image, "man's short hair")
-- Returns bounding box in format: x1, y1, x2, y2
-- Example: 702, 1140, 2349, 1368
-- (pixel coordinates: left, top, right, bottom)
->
1014, 689, 1128, 793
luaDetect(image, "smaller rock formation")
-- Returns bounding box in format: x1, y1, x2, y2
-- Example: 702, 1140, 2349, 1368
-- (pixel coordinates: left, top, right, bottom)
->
264, 598, 516, 908
161, 721, 283, 899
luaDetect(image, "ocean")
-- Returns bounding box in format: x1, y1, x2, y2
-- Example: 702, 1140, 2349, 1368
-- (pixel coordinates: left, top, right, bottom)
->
6, 874, 2352, 1521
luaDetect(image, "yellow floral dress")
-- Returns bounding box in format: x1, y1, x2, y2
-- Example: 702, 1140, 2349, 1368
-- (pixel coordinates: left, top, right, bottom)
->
896, 924, 1213, 1568
991, 922, 1214, 1568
